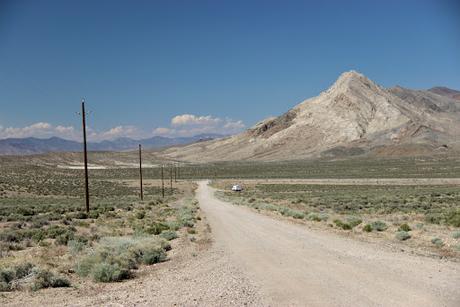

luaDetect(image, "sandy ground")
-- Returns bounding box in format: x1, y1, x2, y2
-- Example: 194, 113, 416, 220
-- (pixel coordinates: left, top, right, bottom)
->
196, 181, 460, 306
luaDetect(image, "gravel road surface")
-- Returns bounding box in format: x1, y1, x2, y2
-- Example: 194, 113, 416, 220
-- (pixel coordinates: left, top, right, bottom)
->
196, 181, 460, 306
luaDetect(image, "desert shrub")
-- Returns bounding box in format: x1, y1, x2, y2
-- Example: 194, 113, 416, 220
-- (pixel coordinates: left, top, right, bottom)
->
55, 230, 75, 246
68, 239, 87, 256
46, 225, 69, 239
307, 213, 320, 221
0, 269, 15, 285
0, 230, 22, 243
31, 269, 70, 291
452, 231, 460, 239
0, 281, 10, 291
45, 212, 62, 221
91, 262, 129, 282
431, 237, 444, 247
76, 252, 100, 277
14, 263, 34, 279
88, 211, 100, 219
346, 216, 362, 228
425, 210, 460, 227
140, 248, 167, 265
279, 207, 304, 219
50, 276, 71, 288
135, 211, 146, 219
165, 221, 180, 231
76, 236, 169, 282
254, 203, 278, 212
371, 221, 388, 232
395, 231, 411, 241
0, 263, 68, 292
333, 219, 352, 230
177, 207, 196, 228
31, 218, 49, 228
73, 212, 88, 219
445, 210, 460, 227
398, 223, 411, 232
248, 198, 256, 203
160, 230, 178, 241
145, 222, 169, 235
31, 229, 47, 242
363, 224, 373, 232
425, 213, 442, 225
16, 207, 35, 216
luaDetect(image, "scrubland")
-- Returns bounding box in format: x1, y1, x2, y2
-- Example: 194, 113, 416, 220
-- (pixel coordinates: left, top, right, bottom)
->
0, 164, 200, 294
212, 180, 460, 258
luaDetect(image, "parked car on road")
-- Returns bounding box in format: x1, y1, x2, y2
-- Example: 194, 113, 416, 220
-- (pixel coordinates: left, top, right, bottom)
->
232, 184, 243, 192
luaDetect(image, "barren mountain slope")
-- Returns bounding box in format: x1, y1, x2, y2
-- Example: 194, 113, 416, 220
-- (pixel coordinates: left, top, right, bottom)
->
163, 71, 460, 162
428, 86, 460, 101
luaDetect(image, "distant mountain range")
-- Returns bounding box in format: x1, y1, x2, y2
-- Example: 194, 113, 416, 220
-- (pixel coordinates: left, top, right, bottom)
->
0, 133, 225, 155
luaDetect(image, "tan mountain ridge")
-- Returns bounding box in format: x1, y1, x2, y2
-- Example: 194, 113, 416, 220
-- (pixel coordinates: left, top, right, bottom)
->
163, 71, 460, 162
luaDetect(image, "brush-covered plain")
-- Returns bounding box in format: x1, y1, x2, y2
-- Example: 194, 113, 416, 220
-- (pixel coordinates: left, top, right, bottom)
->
213, 180, 460, 258
0, 164, 199, 292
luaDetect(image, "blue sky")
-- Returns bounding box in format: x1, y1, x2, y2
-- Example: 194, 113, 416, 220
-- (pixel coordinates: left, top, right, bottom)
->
1, 0, 459, 140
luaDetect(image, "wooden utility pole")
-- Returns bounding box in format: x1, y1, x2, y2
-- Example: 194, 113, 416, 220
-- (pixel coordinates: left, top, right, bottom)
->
161, 165, 165, 198
80, 99, 90, 213
139, 144, 143, 201
174, 163, 177, 183
169, 164, 173, 194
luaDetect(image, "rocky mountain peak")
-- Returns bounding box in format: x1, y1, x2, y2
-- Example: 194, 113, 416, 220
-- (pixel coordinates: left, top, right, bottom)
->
162, 71, 460, 162
326, 70, 382, 97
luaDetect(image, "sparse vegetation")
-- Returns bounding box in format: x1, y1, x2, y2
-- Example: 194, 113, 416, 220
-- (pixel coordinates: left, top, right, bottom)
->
398, 223, 411, 232
31, 269, 71, 291
431, 237, 444, 247
333, 219, 352, 230
160, 230, 178, 241
363, 224, 373, 232
0, 164, 200, 290
452, 231, 460, 239
76, 236, 170, 282
0, 263, 70, 292
213, 177, 460, 257
368, 221, 387, 231
395, 231, 411, 241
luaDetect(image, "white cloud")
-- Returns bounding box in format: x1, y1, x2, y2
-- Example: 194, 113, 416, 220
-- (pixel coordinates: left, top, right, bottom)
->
154, 114, 245, 137
0, 122, 78, 140
0, 114, 245, 141
0, 123, 145, 141
152, 127, 172, 136
171, 114, 221, 127
90, 125, 145, 142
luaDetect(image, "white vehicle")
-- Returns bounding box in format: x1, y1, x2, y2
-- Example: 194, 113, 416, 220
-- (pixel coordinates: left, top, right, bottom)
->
231, 184, 243, 192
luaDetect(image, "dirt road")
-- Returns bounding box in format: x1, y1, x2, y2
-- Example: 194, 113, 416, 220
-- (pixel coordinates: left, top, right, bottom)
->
196, 181, 460, 306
